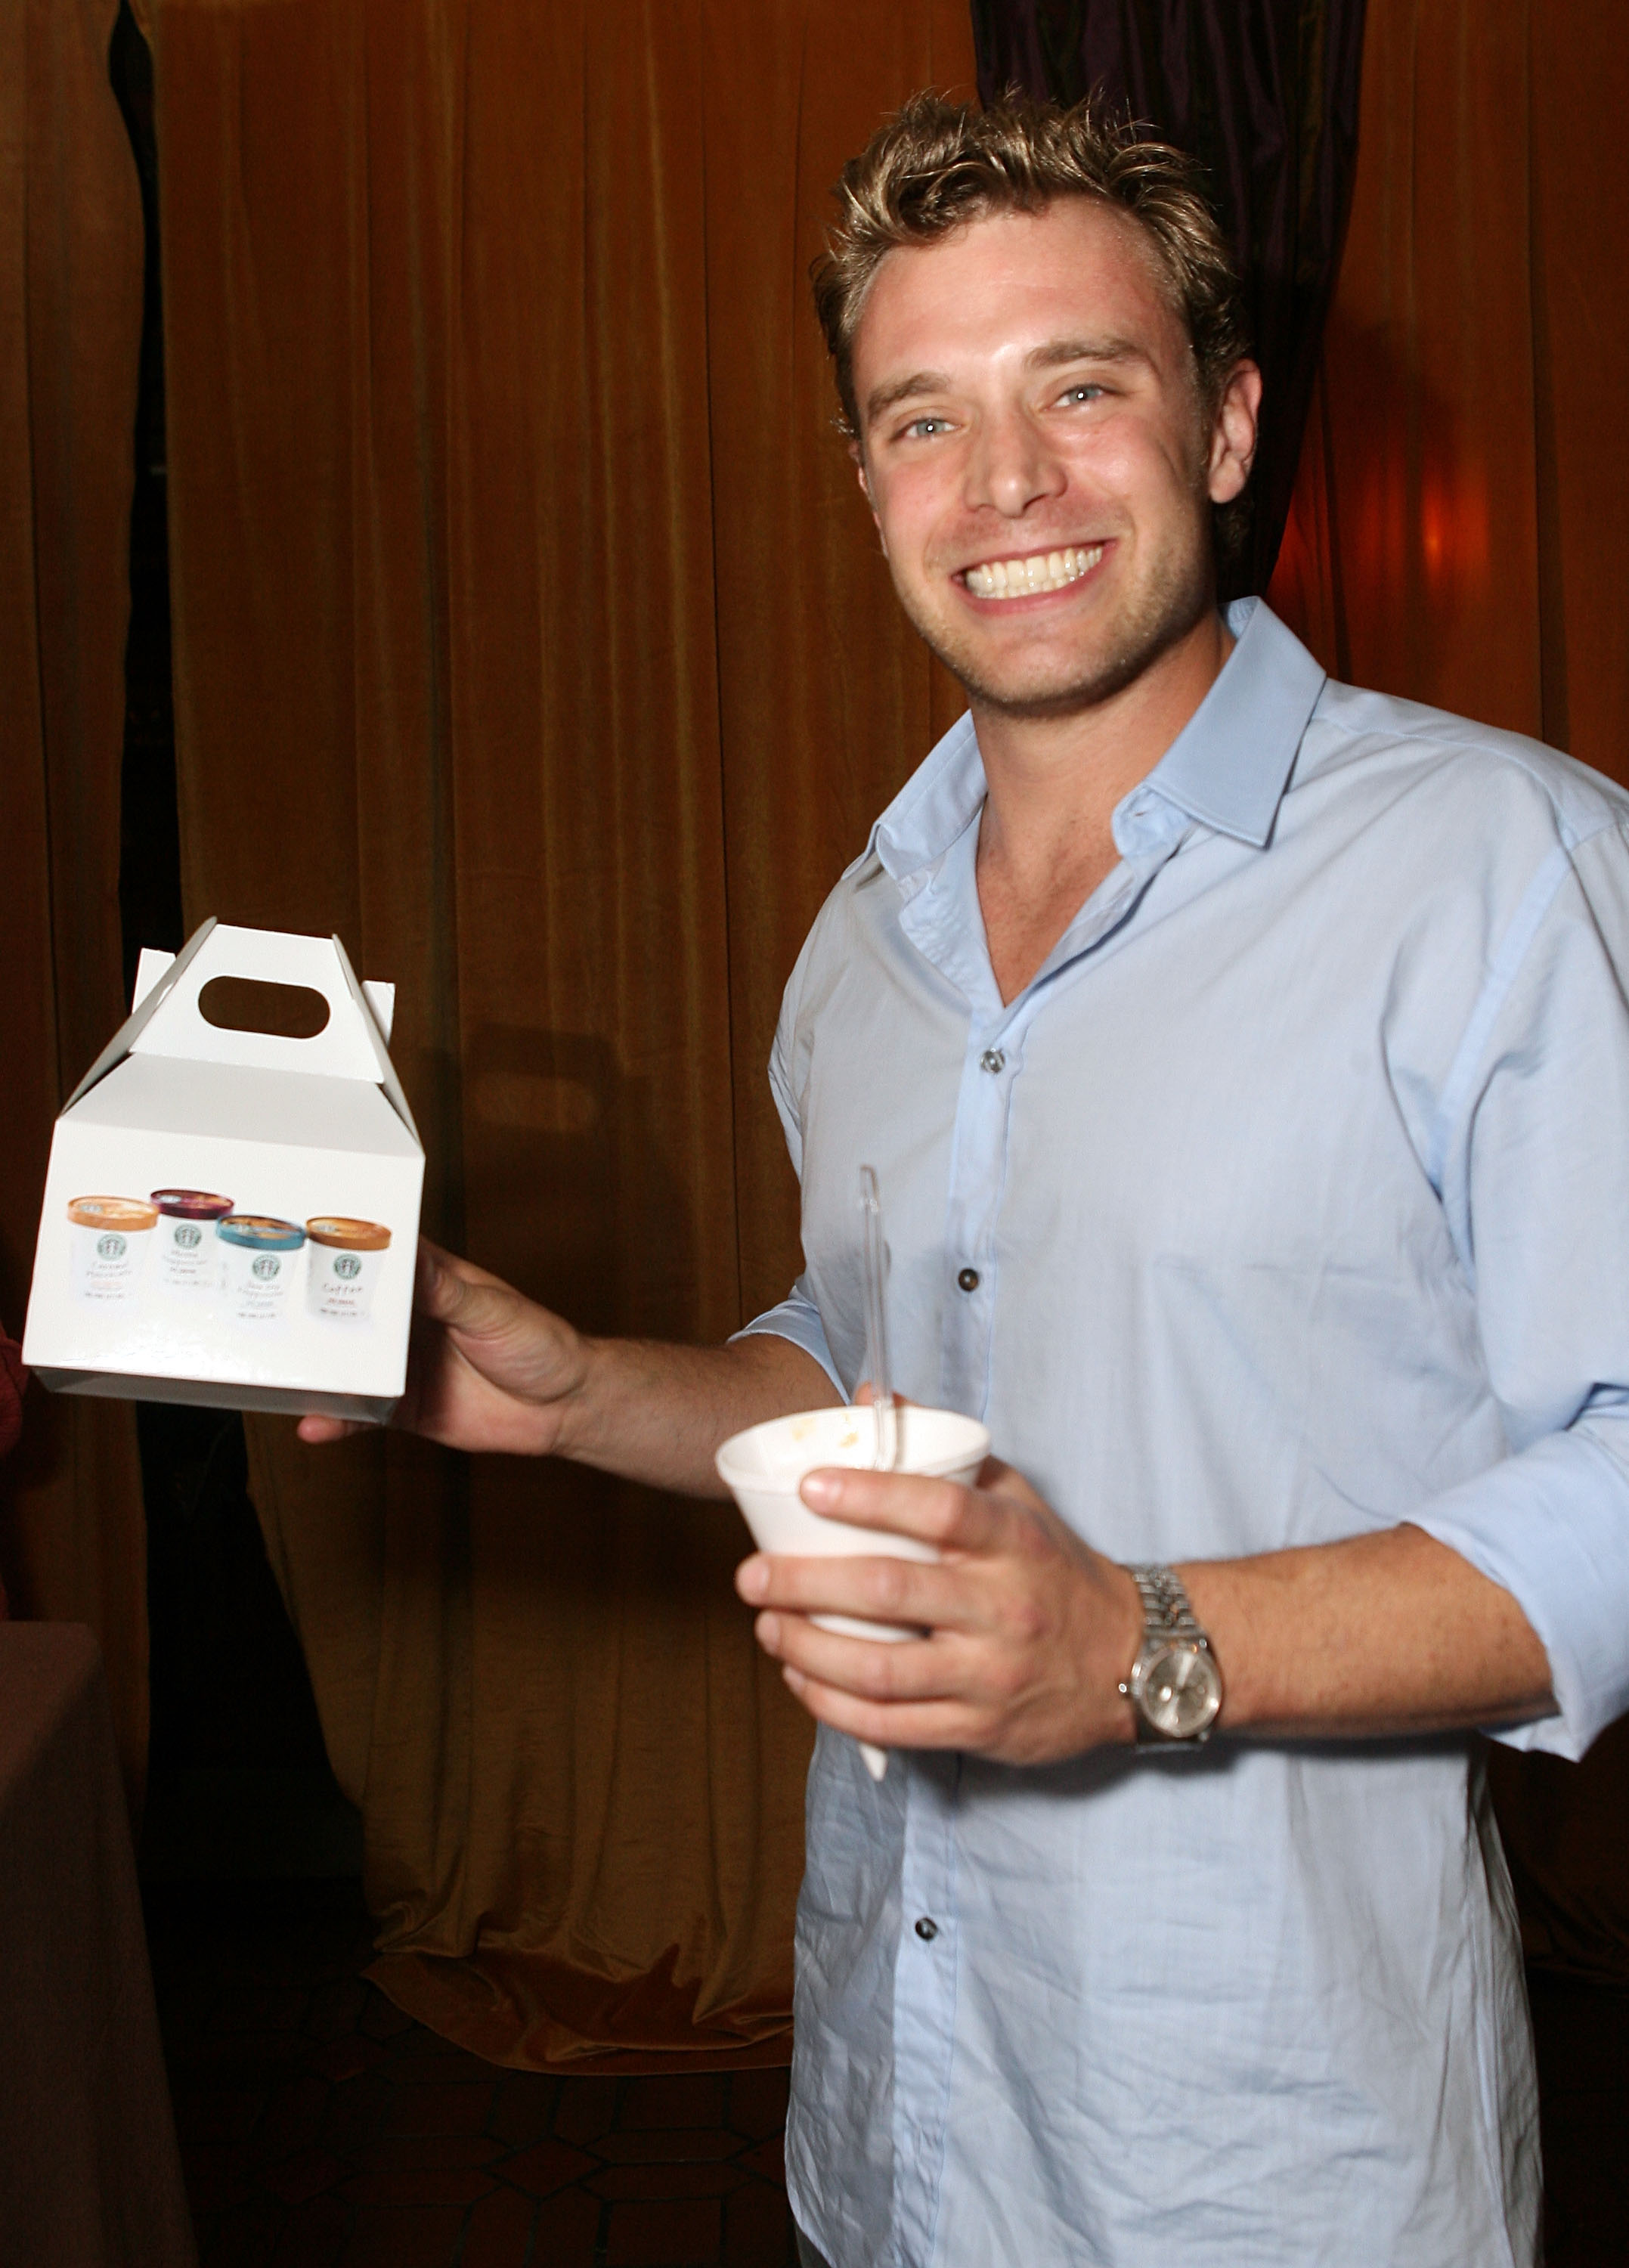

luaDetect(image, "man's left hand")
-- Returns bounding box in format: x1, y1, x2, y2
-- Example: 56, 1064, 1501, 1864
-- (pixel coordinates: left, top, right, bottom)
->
734, 1461, 1144, 1765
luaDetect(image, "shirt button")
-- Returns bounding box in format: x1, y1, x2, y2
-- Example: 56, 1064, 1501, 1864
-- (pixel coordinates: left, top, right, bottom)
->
956, 1267, 980, 1293
914, 1916, 939, 1941
978, 1048, 1005, 1074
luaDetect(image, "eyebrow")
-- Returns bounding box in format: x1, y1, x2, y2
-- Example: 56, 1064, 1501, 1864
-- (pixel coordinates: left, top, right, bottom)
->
862, 336, 1154, 429
862, 370, 953, 428
1025, 335, 1151, 372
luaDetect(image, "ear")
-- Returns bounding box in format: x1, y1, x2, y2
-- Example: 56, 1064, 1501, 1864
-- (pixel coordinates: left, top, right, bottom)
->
1206, 360, 1262, 506
850, 438, 887, 556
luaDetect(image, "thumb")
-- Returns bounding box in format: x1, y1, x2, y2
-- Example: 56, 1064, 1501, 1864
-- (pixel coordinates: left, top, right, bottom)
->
414, 1238, 533, 1346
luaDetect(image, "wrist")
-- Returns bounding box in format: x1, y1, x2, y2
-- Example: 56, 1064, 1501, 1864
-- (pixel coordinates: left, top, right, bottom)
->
1172, 1560, 1260, 1734
543, 1328, 603, 1461
1119, 1562, 1226, 1745
1106, 1563, 1144, 1745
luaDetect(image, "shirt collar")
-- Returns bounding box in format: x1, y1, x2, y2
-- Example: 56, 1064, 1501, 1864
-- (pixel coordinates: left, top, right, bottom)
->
870, 599, 1328, 883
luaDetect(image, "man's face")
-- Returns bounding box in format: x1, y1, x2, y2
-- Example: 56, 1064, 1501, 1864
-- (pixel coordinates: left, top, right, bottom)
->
850, 199, 1255, 719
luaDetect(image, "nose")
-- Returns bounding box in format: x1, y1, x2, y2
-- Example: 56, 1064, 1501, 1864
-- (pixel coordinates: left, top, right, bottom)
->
964, 404, 1066, 520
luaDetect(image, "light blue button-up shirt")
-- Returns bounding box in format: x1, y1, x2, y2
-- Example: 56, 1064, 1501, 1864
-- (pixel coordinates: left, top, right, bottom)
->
739, 600, 1629, 2267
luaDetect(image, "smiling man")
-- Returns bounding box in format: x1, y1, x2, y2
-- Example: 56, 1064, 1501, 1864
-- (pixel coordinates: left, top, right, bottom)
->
302, 95, 1629, 2266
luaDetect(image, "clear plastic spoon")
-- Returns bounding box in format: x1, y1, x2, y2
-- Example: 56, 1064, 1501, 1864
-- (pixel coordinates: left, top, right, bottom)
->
856, 1165, 896, 1780
859, 1164, 899, 1472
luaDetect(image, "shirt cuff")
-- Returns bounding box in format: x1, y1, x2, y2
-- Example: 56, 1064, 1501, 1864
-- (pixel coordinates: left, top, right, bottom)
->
1411, 1421, 1629, 1759
729, 1283, 846, 1402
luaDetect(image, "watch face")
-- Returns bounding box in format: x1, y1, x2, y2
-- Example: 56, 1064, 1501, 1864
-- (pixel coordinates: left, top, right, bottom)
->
1138, 1642, 1222, 1739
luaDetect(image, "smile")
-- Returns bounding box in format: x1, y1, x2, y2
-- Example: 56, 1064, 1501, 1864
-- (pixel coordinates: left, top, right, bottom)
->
962, 544, 1104, 599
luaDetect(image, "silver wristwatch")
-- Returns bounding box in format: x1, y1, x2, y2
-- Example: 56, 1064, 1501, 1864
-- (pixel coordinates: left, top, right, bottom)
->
1119, 1565, 1225, 1746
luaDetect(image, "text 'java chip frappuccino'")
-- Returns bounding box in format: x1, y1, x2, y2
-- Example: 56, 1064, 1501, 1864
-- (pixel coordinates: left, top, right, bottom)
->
217, 1214, 305, 1325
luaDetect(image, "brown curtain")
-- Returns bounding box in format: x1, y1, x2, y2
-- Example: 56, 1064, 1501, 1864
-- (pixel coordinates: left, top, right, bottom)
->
0, 0, 148, 1801
135, 0, 974, 2065
1265, 0, 1629, 1978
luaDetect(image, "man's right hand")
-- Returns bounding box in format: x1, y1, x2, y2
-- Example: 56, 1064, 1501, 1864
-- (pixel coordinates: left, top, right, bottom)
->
296, 1238, 590, 1456
296, 1237, 838, 1491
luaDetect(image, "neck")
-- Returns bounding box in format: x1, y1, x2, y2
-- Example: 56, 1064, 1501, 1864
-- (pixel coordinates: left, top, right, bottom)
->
969, 603, 1234, 1005
971, 603, 1234, 867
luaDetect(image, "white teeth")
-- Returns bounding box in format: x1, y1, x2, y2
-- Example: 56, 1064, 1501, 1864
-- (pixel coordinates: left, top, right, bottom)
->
965, 544, 1103, 600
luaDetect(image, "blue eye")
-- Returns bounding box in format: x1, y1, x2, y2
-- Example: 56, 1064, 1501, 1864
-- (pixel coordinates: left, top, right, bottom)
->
1060, 384, 1105, 405
904, 416, 951, 438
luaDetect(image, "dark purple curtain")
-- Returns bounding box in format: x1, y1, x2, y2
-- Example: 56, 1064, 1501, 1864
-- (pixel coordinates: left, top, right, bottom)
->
970, 0, 1367, 598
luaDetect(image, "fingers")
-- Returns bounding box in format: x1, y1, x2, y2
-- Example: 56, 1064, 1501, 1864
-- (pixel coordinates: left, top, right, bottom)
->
754, 1610, 968, 1704
776, 1659, 986, 1755
738, 1547, 971, 1631
746, 1595, 994, 1752
296, 1414, 364, 1445
799, 1466, 1008, 1554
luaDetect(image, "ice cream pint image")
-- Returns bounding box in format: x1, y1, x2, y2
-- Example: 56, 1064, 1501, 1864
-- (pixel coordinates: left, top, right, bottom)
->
216, 1215, 305, 1325
67, 1196, 158, 1305
150, 1189, 234, 1293
304, 1217, 391, 1322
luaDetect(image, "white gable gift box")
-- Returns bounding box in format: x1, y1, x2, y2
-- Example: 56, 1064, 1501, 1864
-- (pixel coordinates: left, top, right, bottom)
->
22, 919, 423, 1422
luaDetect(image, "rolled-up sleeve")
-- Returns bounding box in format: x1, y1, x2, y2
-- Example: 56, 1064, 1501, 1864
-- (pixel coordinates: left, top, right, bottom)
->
726, 944, 846, 1400
731, 1273, 845, 1399
1412, 823, 1629, 1757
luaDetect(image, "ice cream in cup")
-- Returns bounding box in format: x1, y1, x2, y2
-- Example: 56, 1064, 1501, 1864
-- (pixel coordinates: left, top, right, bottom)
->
303, 1216, 391, 1321
67, 1196, 158, 1305
715, 1402, 990, 1780
216, 1214, 305, 1325
150, 1189, 234, 1293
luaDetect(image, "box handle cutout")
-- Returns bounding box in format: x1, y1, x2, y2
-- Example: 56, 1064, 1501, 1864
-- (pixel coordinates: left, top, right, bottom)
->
199, 976, 332, 1040
129, 923, 387, 1082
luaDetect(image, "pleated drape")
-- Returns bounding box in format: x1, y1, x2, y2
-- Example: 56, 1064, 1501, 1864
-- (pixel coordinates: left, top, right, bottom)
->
1267, 0, 1629, 777
18, 0, 1626, 2035
0, 0, 147, 1799
135, 0, 974, 2063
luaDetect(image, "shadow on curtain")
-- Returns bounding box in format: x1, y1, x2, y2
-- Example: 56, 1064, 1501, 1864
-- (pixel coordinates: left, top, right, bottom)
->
130, 0, 974, 2065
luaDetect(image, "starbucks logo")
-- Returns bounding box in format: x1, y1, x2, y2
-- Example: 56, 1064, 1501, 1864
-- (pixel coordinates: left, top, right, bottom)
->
174, 1223, 202, 1251
251, 1254, 281, 1281
333, 1253, 363, 1281
97, 1233, 127, 1261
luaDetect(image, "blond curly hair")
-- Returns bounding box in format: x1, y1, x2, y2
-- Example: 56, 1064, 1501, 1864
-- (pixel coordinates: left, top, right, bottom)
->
812, 91, 1250, 441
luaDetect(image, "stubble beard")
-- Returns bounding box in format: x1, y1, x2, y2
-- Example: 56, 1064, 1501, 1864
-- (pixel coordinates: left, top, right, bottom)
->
893, 516, 1216, 724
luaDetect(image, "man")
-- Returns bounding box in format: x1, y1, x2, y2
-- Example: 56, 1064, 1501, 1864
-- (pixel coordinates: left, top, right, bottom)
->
304, 95, 1629, 2265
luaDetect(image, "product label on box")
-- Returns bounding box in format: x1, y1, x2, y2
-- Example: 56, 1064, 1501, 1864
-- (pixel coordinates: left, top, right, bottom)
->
304, 1218, 390, 1322
158, 1215, 214, 1290
67, 1198, 158, 1305
221, 1239, 297, 1325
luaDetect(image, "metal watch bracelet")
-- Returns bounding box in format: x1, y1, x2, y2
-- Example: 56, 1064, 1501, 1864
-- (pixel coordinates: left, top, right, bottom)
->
1127, 1564, 1208, 1644
1120, 1563, 1223, 1746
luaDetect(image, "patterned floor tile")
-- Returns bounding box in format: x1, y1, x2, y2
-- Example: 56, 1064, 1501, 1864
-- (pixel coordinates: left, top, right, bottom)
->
605, 2196, 723, 2265
146, 1877, 798, 2266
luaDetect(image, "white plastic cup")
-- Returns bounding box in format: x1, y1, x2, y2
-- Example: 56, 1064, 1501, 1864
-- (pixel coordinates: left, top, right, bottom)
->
150, 1189, 235, 1294
67, 1196, 158, 1306
303, 1216, 391, 1321
216, 1215, 305, 1326
715, 1403, 990, 1781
